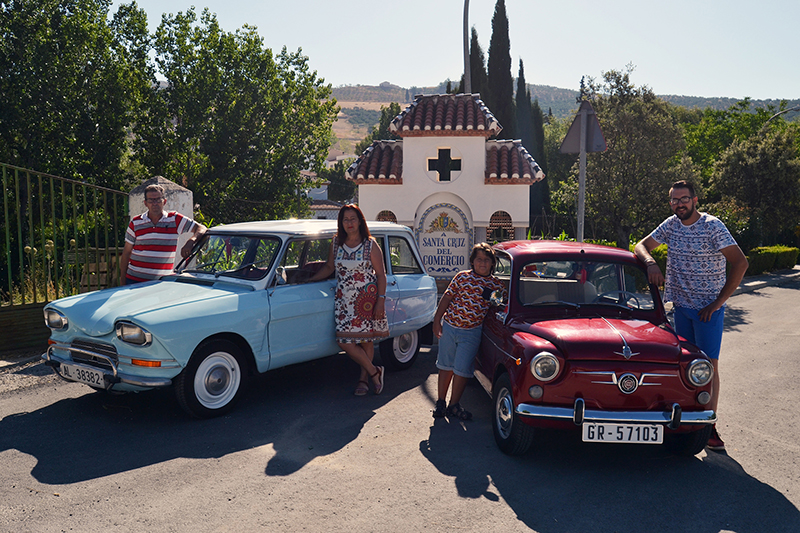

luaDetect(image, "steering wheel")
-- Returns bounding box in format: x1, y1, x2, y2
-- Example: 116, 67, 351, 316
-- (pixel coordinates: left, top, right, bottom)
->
592, 290, 641, 308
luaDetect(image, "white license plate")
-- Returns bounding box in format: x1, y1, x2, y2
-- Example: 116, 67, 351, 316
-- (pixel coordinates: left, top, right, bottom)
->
582, 423, 663, 444
61, 363, 106, 388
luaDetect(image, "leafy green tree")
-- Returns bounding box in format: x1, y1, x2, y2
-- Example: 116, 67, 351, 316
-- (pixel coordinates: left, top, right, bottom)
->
354, 103, 401, 155
0, 0, 153, 189
559, 67, 691, 247
540, 116, 575, 233
709, 128, 800, 248
319, 160, 356, 203
137, 8, 338, 223
486, 0, 515, 139
683, 99, 777, 193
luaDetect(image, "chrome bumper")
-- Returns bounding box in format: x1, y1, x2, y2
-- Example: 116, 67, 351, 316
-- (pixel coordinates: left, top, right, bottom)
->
517, 398, 716, 429
42, 346, 173, 389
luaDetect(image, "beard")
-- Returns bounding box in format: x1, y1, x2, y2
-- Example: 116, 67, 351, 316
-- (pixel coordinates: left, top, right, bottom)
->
674, 202, 696, 221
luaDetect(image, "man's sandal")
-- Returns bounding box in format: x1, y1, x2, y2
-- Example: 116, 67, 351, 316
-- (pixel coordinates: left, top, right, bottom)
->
446, 403, 472, 421
370, 366, 385, 395
432, 399, 447, 418
354, 380, 369, 396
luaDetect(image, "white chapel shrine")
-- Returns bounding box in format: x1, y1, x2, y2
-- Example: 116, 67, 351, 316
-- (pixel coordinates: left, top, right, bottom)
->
346, 93, 545, 280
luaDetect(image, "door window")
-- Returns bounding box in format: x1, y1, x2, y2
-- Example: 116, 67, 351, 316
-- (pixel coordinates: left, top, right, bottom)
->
387, 236, 423, 274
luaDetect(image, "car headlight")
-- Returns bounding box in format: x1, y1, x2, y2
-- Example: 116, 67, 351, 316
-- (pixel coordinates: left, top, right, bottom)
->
530, 352, 560, 382
687, 359, 713, 386
115, 322, 153, 346
44, 308, 68, 330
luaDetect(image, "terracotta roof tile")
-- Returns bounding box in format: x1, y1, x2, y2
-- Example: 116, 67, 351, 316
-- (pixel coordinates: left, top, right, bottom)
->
389, 94, 501, 137
345, 141, 403, 184
485, 140, 545, 184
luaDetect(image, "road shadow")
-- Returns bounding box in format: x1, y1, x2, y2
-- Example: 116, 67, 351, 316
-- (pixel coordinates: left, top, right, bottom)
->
0, 348, 435, 484
725, 279, 800, 333
723, 304, 749, 331
419, 382, 800, 533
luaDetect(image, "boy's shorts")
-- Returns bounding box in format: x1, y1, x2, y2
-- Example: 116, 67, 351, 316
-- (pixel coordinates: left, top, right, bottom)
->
436, 321, 482, 378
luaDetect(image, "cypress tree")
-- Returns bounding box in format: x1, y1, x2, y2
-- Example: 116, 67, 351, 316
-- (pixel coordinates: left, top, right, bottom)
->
515, 60, 533, 152
486, 0, 515, 139
469, 27, 488, 98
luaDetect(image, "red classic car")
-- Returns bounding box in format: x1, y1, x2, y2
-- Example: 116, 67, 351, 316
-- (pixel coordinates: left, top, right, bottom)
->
474, 240, 717, 456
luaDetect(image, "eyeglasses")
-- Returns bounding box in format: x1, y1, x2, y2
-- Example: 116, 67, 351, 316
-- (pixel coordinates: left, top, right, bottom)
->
145, 197, 164, 203
669, 196, 693, 206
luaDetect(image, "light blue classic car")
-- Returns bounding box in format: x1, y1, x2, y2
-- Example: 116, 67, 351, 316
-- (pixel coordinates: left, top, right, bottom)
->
43, 219, 437, 417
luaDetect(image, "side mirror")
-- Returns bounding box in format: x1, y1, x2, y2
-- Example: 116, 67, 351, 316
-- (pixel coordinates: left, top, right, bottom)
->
489, 290, 506, 308
274, 266, 287, 286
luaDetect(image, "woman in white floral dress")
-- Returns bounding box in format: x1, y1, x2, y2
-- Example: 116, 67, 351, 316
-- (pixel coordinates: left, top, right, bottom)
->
310, 205, 389, 395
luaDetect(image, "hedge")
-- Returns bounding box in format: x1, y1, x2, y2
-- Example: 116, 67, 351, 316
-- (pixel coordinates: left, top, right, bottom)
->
746, 245, 800, 275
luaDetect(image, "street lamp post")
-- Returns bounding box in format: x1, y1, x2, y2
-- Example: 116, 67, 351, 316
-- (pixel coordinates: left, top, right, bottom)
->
762, 105, 800, 130
463, 0, 471, 93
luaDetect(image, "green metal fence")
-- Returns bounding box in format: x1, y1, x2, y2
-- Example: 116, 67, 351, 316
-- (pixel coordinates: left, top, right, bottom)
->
1, 163, 129, 308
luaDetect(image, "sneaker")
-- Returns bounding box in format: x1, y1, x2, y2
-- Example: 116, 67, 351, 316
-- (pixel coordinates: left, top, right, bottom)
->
706, 426, 726, 452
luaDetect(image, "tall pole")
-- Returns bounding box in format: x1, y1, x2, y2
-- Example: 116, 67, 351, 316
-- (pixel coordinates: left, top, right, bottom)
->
463, 0, 471, 93
577, 106, 587, 242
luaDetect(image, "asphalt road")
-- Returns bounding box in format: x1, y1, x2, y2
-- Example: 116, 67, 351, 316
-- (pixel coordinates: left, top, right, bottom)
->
1, 279, 799, 533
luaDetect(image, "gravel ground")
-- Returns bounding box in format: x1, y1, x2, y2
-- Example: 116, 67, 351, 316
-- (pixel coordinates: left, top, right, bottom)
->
0, 349, 58, 395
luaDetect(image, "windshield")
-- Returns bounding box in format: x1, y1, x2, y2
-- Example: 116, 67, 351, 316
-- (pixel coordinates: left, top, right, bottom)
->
181, 234, 281, 279
517, 259, 656, 311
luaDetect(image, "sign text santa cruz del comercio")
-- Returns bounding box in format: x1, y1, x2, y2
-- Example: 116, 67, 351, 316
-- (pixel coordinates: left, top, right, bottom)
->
415, 203, 473, 279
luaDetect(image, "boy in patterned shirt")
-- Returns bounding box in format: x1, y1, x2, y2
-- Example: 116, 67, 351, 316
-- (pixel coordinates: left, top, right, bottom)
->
635, 180, 748, 452
432, 243, 507, 420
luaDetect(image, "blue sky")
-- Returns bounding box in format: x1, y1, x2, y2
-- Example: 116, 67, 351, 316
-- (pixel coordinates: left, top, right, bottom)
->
113, 0, 799, 100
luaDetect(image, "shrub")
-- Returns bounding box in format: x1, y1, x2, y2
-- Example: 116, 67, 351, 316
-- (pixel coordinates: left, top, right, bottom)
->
746, 247, 777, 275
773, 245, 800, 269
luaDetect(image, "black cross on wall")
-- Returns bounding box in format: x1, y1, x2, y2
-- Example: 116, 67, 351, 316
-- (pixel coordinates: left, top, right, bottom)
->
427, 148, 461, 181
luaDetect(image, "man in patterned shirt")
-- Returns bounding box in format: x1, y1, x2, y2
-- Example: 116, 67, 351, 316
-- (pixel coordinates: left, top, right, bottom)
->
120, 184, 206, 284
635, 180, 748, 452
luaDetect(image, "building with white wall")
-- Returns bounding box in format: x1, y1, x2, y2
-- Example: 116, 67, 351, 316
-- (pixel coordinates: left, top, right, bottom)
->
346, 93, 544, 280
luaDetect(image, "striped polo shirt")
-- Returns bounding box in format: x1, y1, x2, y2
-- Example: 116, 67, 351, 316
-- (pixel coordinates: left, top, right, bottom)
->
125, 211, 197, 282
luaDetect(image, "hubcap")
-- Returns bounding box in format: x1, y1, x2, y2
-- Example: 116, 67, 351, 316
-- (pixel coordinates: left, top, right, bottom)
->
496, 387, 514, 439
194, 352, 241, 409
392, 331, 418, 364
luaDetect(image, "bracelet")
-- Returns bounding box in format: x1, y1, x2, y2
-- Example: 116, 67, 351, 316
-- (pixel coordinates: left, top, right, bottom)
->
377, 295, 386, 298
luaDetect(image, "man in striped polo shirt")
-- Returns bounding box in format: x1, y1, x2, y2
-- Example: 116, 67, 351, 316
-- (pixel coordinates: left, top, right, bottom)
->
119, 184, 207, 284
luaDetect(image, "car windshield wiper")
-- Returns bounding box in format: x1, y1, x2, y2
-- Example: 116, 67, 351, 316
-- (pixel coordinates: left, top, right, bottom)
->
182, 260, 225, 273
215, 259, 270, 277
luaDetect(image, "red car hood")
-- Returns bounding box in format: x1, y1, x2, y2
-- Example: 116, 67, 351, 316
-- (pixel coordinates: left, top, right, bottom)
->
512, 317, 681, 363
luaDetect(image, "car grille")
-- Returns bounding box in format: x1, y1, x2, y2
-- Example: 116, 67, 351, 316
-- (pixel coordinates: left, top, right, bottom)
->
70, 339, 118, 371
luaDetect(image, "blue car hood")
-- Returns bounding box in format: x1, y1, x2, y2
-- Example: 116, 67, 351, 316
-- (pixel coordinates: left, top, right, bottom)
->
49, 279, 251, 337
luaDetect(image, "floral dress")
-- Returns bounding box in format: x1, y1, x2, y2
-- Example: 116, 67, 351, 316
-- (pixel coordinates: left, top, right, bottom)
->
334, 236, 390, 344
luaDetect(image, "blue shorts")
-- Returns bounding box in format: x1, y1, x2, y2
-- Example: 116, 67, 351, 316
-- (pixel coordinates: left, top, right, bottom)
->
674, 305, 725, 359
436, 321, 482, 378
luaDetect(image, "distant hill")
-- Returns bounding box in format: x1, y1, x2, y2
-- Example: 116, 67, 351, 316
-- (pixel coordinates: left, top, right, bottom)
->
330, 82, 799, 153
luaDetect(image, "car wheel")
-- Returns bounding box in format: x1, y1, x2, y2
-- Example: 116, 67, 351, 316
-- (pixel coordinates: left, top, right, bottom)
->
666, 425, 713, 456
379, 329, 420, 371
492, 373, 535, 455
175, 340, 248, 419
